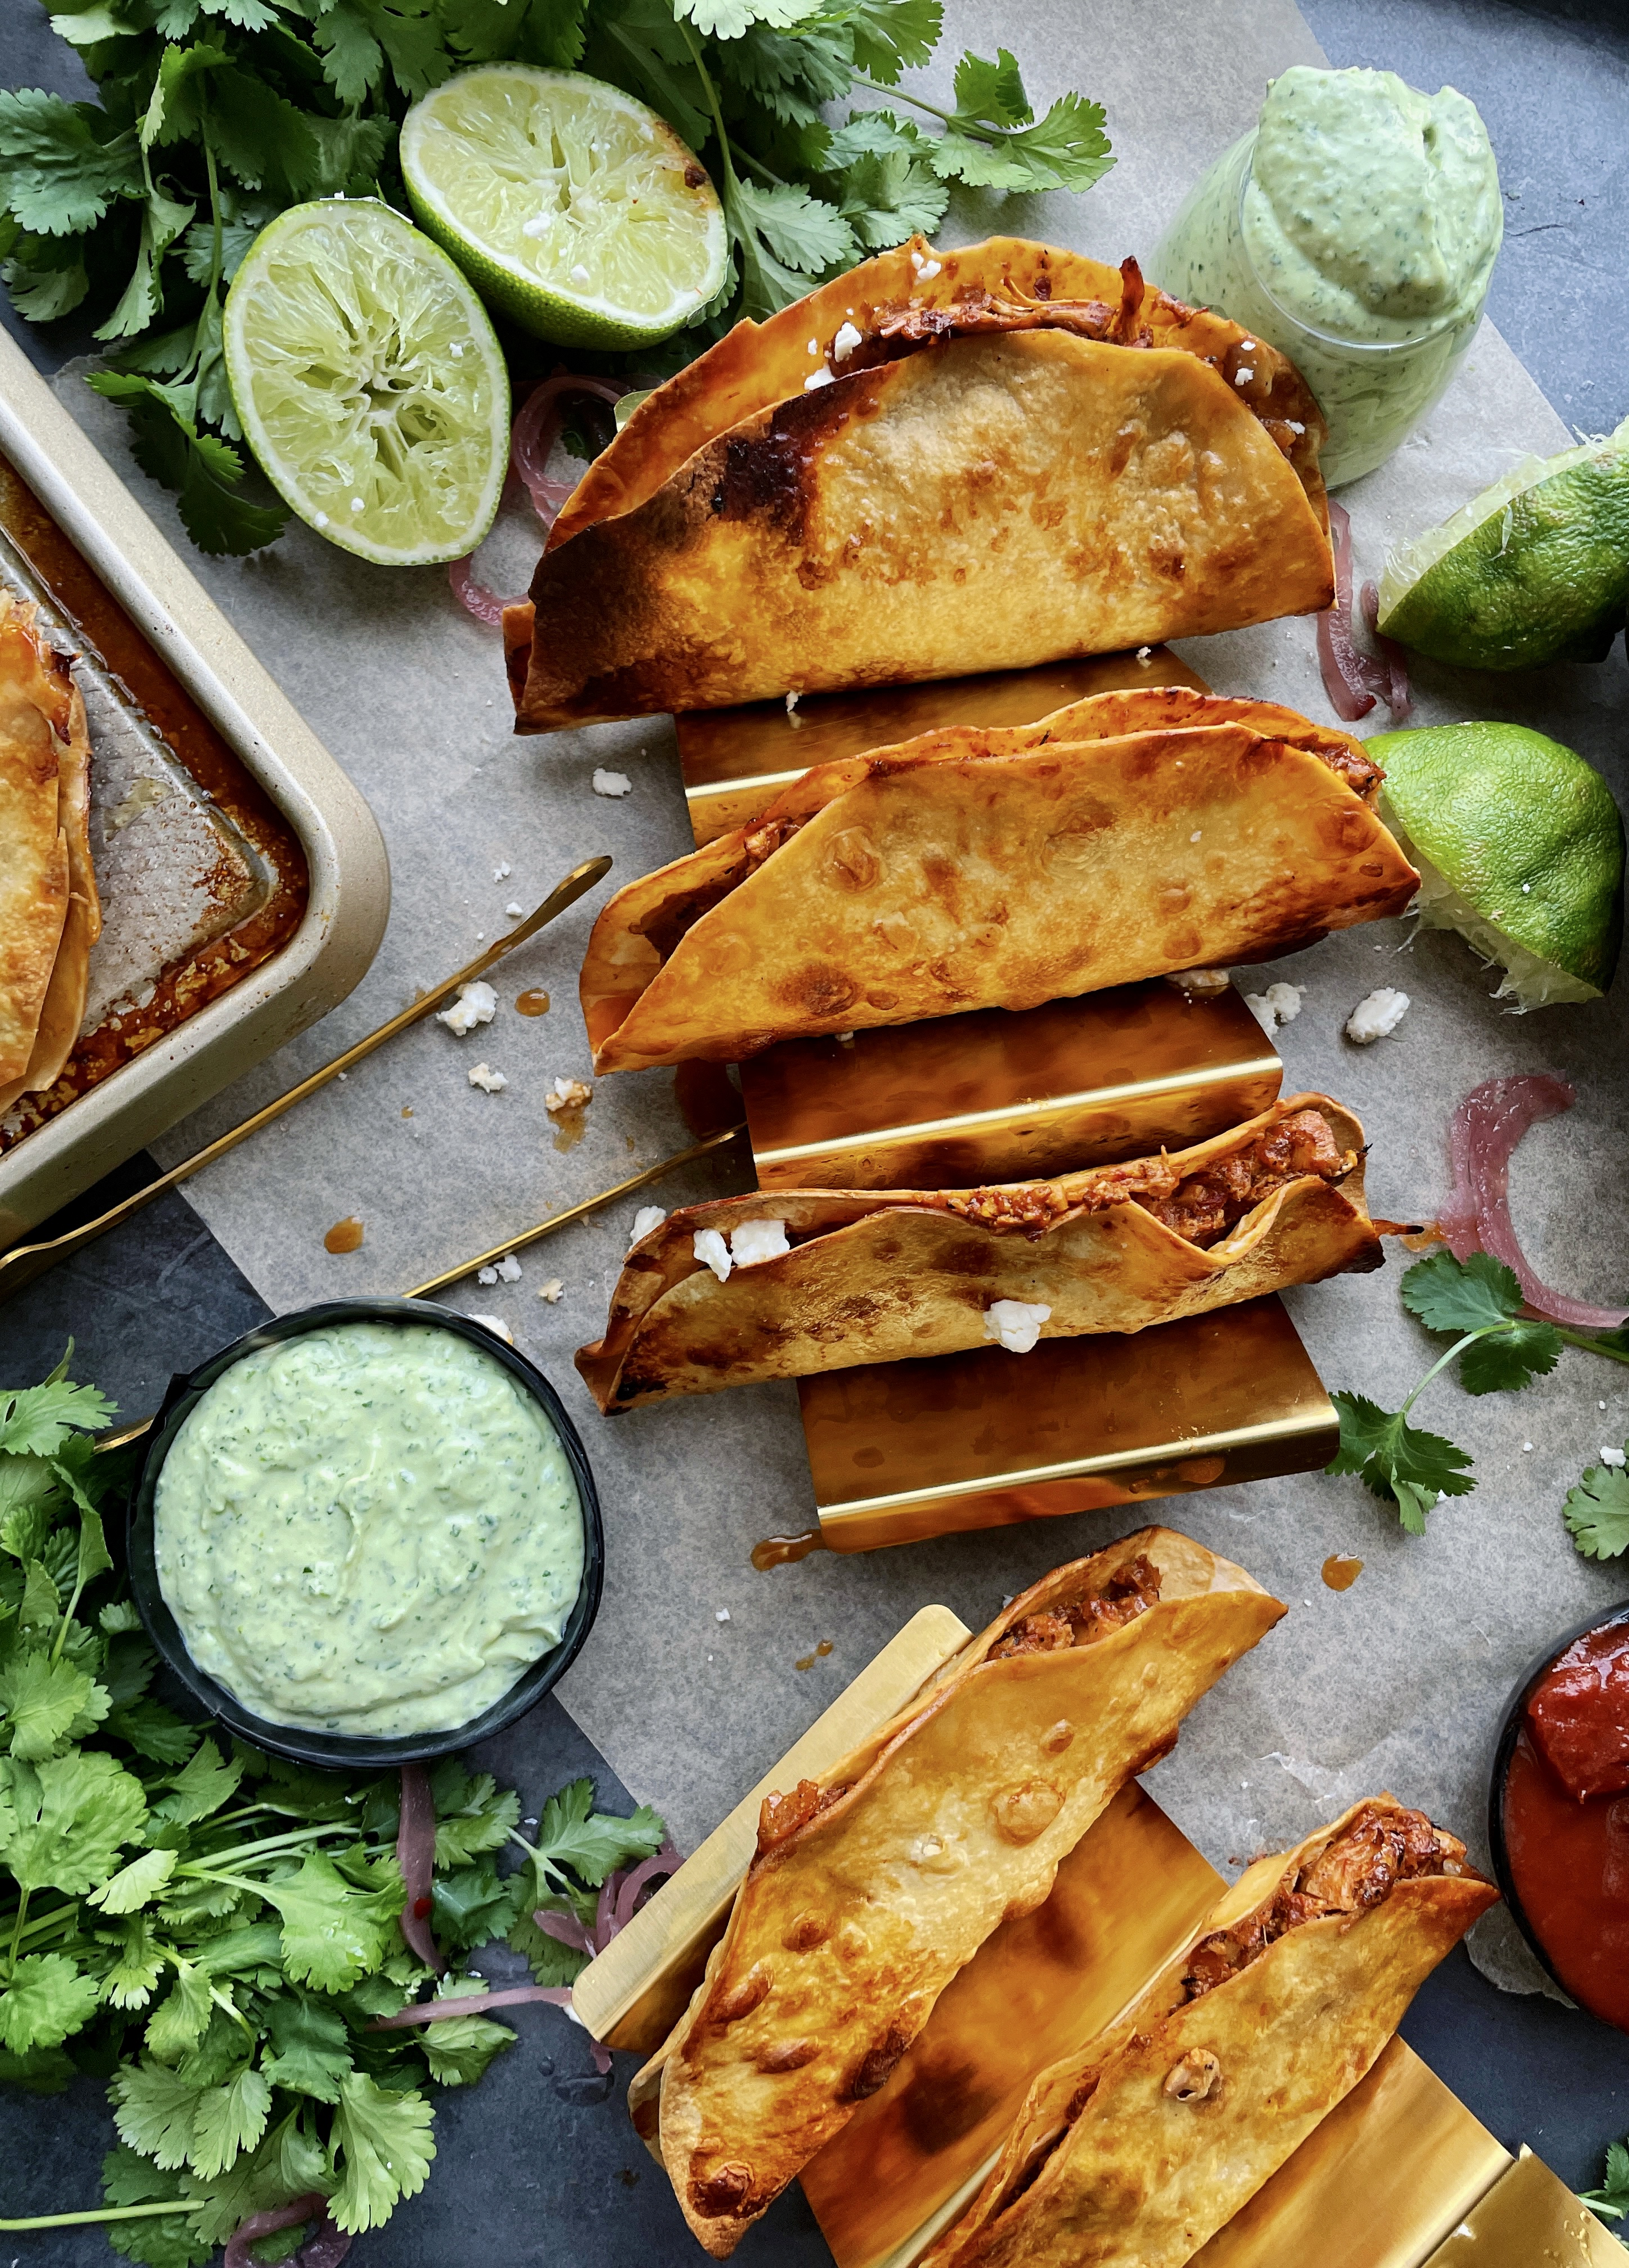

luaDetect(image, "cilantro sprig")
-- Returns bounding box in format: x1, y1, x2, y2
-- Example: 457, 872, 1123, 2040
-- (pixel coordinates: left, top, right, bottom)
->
2, 1, 1111, 554
1581, 2135, 1629, 2243
0, 1352, 665, 2262
1328, 1251, 1629, 1534
1564, 1447, 1629, 1562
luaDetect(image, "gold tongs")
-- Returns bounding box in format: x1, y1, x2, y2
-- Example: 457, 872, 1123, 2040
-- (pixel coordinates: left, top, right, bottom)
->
0, 854, 614, 1304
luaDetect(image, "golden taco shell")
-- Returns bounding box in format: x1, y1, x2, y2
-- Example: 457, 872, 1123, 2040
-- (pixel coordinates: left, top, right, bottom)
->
575, 1094, 1381, 1412
924, 1796, 1498, 2268
0, 594, 74, 1097
507, 237, 1334, 728
579, 697, 1416, 1073
639, 1527, 1287, 2258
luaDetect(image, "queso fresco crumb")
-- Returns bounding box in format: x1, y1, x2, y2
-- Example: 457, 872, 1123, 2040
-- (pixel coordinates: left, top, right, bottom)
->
152, 1320, 584, 1738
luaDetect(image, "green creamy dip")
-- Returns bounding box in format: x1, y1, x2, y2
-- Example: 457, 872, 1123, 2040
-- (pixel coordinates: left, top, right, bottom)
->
1153, 66, 1502, 484
154, 1320, 585, 1738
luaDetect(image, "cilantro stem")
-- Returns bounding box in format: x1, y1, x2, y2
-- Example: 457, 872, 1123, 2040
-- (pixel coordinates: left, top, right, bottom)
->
1401, 1330, 1487, 1417
852, 76, 1017, 141
7, 1887, 29, 1974
673, 19, 739, 199
0, 2202, 211, 2231
178, 1821, 352, 1871
1556, 1328, 1629, 1368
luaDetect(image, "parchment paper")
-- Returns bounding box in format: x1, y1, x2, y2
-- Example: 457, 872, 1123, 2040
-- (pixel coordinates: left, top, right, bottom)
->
54, 0, 1629, 1995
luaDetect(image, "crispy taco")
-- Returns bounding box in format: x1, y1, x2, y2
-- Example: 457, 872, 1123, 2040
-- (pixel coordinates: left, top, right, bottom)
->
576, 1094, 1380, 1411
506, 237, 1334, 729
634, 1528, 1287, 2258
579, 690, 1417, 1072
923, 1796, 1497, 2268
0, 594, 98, 1112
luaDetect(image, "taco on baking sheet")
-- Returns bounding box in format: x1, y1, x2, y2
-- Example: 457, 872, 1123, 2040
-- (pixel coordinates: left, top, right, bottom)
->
575, 1094, 1380, 1412
580, 688, 1415, 1073
505, 237, 1335, 729
921, 1797, 1498, 2268
632, 1528, 1287, 2260
0, 593, 98, 1114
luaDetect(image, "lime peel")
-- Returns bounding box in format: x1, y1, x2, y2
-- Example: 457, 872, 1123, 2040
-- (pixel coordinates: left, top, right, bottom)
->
224, 199, 511, 570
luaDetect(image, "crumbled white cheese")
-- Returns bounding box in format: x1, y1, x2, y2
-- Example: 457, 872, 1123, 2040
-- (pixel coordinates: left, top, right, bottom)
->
1136, 645, 1153, 662
1523, 1442, 1534, 1452
807, 336, 818, 354
495, 1252, 522, 1283
835, 1030, 856, 1045
438, 979, 497, 1036
715, 1608, 731, 1623
983, 1299, 1051, 1354
1234, 365, 1254, 385
494, 862, 512, 880
694, 1227, 733, 1282
570, 262, 590, 285
785, 690, 801, 721
467, 1062, 508, 1094
1240, 339, 1256, 352
918, 258, 940, 278
732, 1217, 790, 1268
538, 1279, 564, 1303
468, 1313, 514, 1344
505, 902, 524, 919
804, 367, 835, 392
1164, 969, 1230, 997
910, 249, 924, 268
831, 320, 863, 362
478, 1264, 499, 1286
592, 767, 632, 797
1286, 420, 1306, 435
1244, 982, 1304, 1034
544, 1076, 592, 1114
1603, 1446, 1627, 1468
629, 1205, 666, 1247
1345, 988, 1411, 1044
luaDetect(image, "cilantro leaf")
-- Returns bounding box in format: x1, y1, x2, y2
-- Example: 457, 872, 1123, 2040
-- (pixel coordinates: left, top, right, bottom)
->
417, 1981, 516, 2088
951, 44, 1030, 127
144, 1958, 214, 2060
673, 0, 824, 37
242, 1852, 399, 1994
837, 0, 942, 84
98, 1914, 165, 2009
107, 1698, 202, 1766
1459, 1318, 1562, 1394
1, 230, 90, 321
91, 1846, 180, 1915
94, 180, 195, 343
506, 1903, 586, 1984
329, 2072, 435, 2233
87, 374, 288, 555
0, 1368, 117, 1456
1327, 1389, 1475, 1535
1581, 2135, 1629, 2229
150, 1736, 244, 1828
188, 2063, 271, 2179
1400, 1248, 1521, 1332
430, 1857, 519, 1953
261, 1989, 353, 2101
101, 2145, 214, 2268
428, 1761, 520, 1867
0, 1648, 110, 1758
725, 173, 854, 315
0, 1455, 58, 1562
112, 2058, 205, 2169
0, 2037, 78, 2091
0, 1950, 102, 2050
530, 1778, 667, 1889
1565, 1457, 1629, 1561
0, 89, 143, 235
832, 115, 947, 248
0, 1748, 148, 1895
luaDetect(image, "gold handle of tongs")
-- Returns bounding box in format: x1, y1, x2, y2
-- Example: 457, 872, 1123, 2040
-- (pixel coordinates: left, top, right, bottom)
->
0, 853, 613, 1303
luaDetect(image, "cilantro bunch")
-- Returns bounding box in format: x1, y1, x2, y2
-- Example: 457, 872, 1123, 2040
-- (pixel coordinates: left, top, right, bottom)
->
1582, 2134, 1629, 2244
0, 1355, 664, 2265
0, 0, 1112, 556
1328, 1251, 1629, 1534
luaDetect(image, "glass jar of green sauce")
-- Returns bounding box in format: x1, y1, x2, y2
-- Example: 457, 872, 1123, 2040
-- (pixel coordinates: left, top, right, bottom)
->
1151, 67, 1502, 488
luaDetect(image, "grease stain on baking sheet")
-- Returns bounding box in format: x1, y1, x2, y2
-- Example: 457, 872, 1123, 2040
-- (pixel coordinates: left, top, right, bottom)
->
795, 1640, 835, 1671
752, 1526, 827, 1570
552, 1113, 587, 1153
516, 988, 551, 1016
1322, 1554, 1364, 1591
324, 1216, 364, 1254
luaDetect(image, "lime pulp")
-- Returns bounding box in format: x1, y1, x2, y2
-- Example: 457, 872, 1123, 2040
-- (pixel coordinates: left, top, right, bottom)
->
223, 199, 511, 569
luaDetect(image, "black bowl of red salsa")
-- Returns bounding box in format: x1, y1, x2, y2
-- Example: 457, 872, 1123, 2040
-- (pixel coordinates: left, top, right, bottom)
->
1490, 1600, 1629, 2029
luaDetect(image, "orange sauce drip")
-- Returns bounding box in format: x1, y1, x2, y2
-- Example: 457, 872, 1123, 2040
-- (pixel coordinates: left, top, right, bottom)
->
515, 989, 551, 1017
324, 1216, 363, 1254
752, 1527, 827, 1571
816, 1639, 832, 1657
552, 1113, 587, 1153
1321, 1554, 1364, 1592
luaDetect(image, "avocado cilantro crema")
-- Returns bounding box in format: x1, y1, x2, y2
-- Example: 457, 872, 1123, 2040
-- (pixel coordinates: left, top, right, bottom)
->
154, 1320, 584, 1738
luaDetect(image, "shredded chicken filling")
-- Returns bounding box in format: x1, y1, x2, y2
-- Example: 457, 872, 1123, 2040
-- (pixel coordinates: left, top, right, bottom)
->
1135, 1109, 1351, 1248
1181, 1801, 1469, 2002
989, 1554, 1162, 1659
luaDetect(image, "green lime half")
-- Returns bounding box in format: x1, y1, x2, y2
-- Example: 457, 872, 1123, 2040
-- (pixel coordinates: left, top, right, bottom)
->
1370, 721, 1624, 1007
400, 65, 727, 350
224, 199, 510, 568
1376, 417, 1629, 670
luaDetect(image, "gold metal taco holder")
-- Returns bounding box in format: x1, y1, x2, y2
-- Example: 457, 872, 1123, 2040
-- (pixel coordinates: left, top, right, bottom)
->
678, 655, 1341, 1554
572, 1613, 1614, 2268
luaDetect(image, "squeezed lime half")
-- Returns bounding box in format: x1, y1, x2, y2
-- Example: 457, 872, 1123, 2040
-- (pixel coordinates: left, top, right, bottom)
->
400, 65, 727, 349
224, 199, 511, 568
1376, 418, 1629, 670
1370, 721, 1624, 1007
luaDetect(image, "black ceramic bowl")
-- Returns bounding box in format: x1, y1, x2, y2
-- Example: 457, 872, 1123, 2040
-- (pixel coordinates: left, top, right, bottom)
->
129, 1298, 604, 1770
1486, 1597, 1629, 1999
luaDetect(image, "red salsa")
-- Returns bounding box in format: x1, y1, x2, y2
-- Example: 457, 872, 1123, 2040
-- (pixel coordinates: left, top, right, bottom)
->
1502, 1618, 1629, 2031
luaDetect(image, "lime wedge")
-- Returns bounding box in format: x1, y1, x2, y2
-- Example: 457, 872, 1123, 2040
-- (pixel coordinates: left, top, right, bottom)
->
223, 199, 510, 569
1369, 721, 1624, 1008
1376, 418, 1629, 670
399, 65, 727, 350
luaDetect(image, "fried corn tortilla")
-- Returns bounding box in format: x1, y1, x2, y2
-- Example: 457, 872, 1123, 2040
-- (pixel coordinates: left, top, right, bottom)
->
637, 1528, 1287, 2258
579, 692, 1417, 1072
576, 1094, 1381, 1411
923, 1796, 1498, 2268
0, 595, 75, 1096
507, 237, 1334, 728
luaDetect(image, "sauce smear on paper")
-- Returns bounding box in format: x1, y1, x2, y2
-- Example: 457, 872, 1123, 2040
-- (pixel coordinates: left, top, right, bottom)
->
752, 1527, 827, 1570
1321, 1554, 1364, 1591
516, 989, 551, 1017
324, 1216, 364, 1253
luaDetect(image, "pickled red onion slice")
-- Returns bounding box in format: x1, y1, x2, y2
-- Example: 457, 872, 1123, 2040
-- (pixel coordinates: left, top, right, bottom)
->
1359, 578, 1414, 720
397, 1762, 443, 1974
1441, 1076, 1627, 1327
448, 552, 507, 626
225, 2198, 347, 2268
450, 372, 628, 623
1317, 501, 1410, 722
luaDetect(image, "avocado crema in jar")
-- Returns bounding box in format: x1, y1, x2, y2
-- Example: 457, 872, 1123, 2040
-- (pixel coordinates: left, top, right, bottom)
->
1153, 65, 1502, 486
153, 1320, 584, 1738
